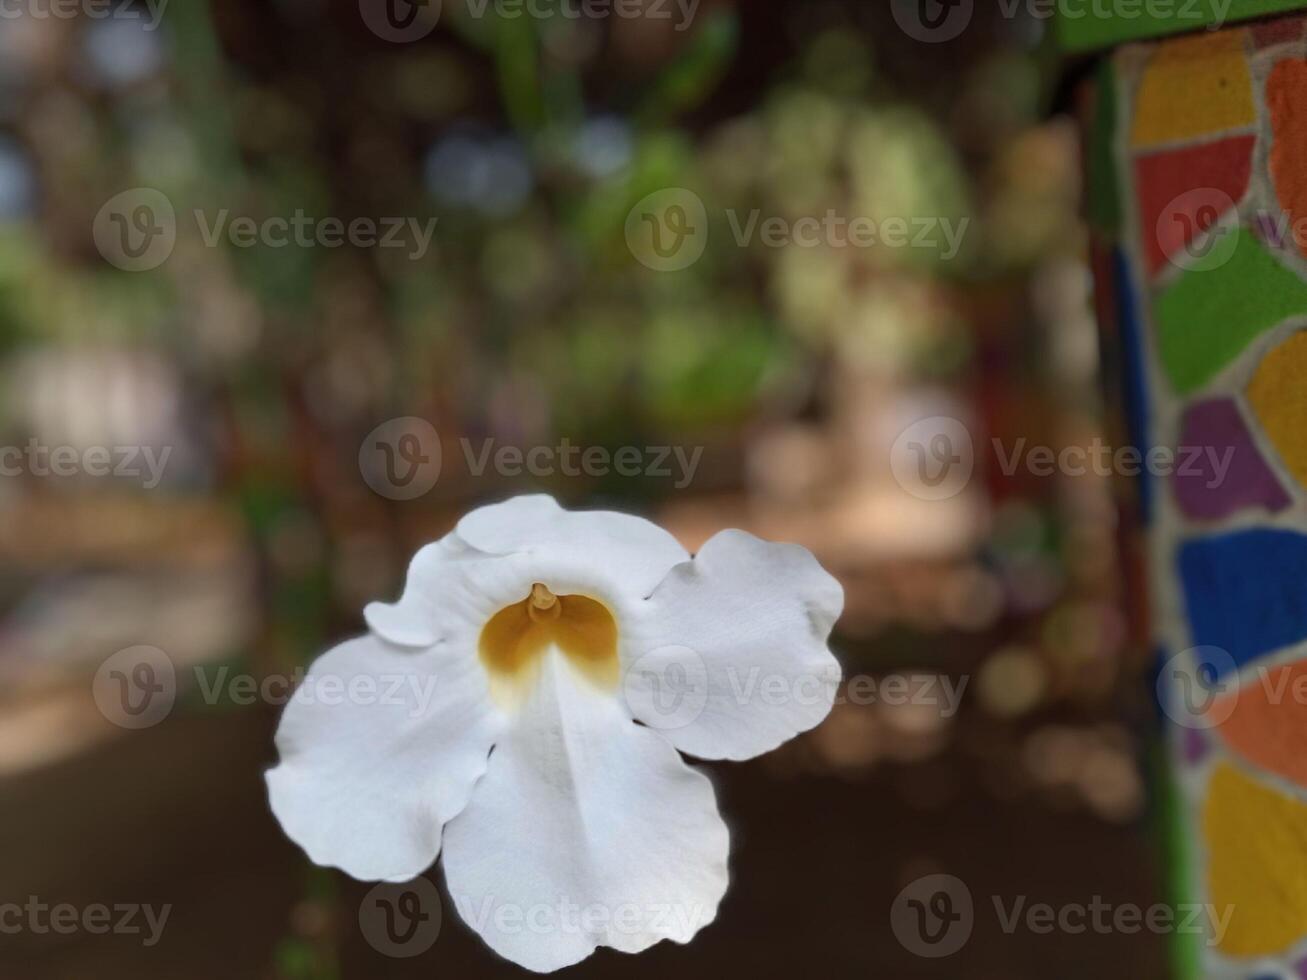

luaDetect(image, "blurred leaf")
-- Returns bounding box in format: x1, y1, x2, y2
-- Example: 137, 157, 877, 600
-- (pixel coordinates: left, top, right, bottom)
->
634, 9, 738, 125
274, 937, 337, 980
496, 15, 546, 131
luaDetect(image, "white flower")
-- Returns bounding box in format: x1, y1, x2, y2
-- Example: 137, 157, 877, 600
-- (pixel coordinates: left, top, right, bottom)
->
266, 494, 843, 972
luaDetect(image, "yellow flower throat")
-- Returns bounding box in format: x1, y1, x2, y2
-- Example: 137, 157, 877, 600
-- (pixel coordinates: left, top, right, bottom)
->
478, 583, 619, 706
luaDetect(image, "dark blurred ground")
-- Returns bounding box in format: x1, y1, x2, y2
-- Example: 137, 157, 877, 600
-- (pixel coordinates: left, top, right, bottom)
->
4, 635, 1166, 979
6, 711, 1166, 979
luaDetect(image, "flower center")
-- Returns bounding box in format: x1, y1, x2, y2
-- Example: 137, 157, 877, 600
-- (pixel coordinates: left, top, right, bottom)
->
478, 583, 619, 707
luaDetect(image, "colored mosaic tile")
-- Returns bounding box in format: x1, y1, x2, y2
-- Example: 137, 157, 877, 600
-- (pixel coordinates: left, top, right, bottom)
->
1112, 247, 1155, 521
1269, 58, 1307, 258
1248, 330, 1307, 489
1130, 31, 1256, 148
1155, 229, 1307, 394
1183, 727, 1209, 766
1136, 136, 1255, 275
1173, 398, 1290, 519
1179, 528, 1307, 678
1254, 14, 1306, 47
1204, 763, 1307, 957
1212, 657, 1307, 788
1088, 59, 1121, 237
1102, 12, 1307, 977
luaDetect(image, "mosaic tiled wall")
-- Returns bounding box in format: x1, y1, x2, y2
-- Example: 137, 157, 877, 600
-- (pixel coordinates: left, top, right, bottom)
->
1095, 15, 1307, 979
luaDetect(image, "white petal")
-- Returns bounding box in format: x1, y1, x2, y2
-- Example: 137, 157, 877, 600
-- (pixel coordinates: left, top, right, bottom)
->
366, 496, 691, 649
455, 494, 690, 601
625, 529, 843, 761
266, 634, 503, 881
442, 650, 729, 973
364, 532, 487, 647
455, 493, 563, 549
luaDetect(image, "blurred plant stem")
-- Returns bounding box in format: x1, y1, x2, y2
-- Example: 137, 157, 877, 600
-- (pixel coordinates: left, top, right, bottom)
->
169, 3, 342, 975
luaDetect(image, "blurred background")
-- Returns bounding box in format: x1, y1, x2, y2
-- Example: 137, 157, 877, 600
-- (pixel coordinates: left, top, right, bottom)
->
0, 0, 1167, 976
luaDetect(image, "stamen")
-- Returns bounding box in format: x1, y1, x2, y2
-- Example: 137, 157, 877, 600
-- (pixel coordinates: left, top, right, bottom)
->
528, 583, 561, 622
